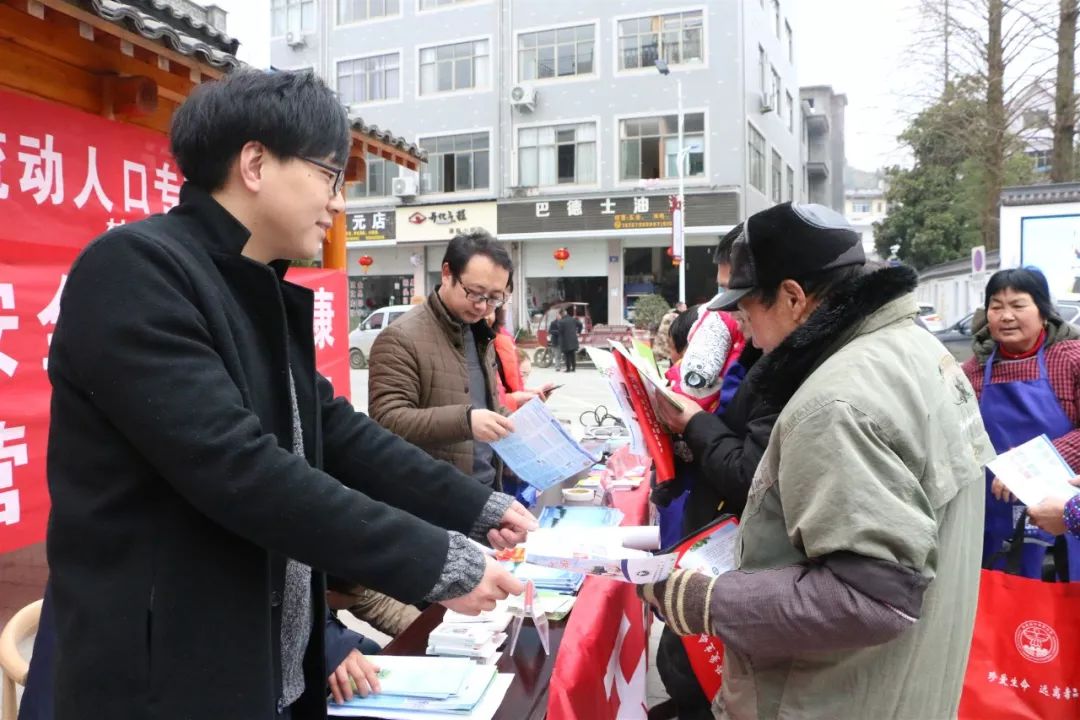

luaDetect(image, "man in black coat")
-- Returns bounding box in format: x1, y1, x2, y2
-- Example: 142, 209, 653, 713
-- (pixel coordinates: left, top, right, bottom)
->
555, 309, 583, 372
44, 69, 536, 720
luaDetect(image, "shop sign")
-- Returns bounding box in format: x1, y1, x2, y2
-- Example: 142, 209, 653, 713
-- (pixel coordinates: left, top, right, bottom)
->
497, 192, 737, 235
345, 209, 395, 242
395, 202, 497, 242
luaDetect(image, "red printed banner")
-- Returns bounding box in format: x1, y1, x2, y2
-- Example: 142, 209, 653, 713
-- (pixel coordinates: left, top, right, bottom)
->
0, 90, 350, 553
548, 479, 651, 719
285, 267, 352, 401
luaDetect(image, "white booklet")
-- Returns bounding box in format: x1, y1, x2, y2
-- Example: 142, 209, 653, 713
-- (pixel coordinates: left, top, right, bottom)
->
986, 434, 1080, 507
489, 398, 600, 491
524, 526, 678, 584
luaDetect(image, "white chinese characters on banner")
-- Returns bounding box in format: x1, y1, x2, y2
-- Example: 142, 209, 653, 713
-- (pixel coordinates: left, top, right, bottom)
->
18, 134, 64, 206
986, 670, 1079, 701
37, 274, 67, 370
0, 284, 17, 378
154, 162, 182, 211
0, 420, 27, 526
313, 287, 335, 350
124, 160, 150, 214
371, 211, 387, 231
0, 132, 9, 200
535, 201, 550, 218
566, 199, 583, 217
73, 145, 114, 212
633, 196, 650, 213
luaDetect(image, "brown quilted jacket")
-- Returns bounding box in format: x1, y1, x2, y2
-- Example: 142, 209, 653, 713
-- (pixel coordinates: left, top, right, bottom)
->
368, 289, 505, 484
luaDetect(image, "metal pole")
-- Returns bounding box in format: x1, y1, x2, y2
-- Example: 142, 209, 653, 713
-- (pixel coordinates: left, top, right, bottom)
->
677, 77, 686, 305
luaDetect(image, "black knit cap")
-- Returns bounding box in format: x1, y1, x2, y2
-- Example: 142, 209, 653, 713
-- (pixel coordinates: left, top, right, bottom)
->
708, 202, 865, 311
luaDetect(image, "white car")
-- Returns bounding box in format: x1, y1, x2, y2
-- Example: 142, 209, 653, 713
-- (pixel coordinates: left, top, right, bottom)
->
349, 305, 412, 369
918, 303, 946, 333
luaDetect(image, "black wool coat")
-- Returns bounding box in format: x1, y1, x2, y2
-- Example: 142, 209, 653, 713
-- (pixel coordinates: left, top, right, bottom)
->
45, 185, 494, 720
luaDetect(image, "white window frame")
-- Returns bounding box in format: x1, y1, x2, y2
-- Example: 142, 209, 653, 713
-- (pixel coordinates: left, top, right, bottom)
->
612, 108, 709, 190
785, 20, 794, 62
785, 164, 794, 202
415, 35, 493, 99
770, 149, 783, 204
772, 0, 781, 38
747, 121, 766, 194
513, 20, 600, 86
512, 116, 602, 191
416, 0, 491, 14
415, 127, 494, 200
785, 90, 794, 132
335, 0, 402, 27
771, 66, 782, 117
612, 6, 708, 76
271, 0, 316, 38
345, 155, 405, 201
335, 49, 403, 107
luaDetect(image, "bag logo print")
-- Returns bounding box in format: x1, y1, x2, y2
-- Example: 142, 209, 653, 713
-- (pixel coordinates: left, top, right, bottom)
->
1015, 620, 1059, 664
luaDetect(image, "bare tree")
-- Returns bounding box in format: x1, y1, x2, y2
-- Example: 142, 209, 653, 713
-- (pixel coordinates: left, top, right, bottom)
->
914, 0, 1058, 248
1052, 0, 1078, 182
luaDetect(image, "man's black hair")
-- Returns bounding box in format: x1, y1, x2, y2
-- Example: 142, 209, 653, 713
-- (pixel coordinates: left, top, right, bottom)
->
984, 267, 1058, 321
441, 231, 513, 282
714, 223, 744, 266
170, 69, 351, 192
670, 305, 699, 355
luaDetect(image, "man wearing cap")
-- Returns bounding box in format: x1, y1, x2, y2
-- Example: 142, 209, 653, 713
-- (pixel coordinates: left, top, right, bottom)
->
641, 202, 992, 719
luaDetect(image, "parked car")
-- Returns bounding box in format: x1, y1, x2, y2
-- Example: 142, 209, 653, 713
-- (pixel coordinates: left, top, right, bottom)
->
933, 300, 1080, 362
349, 304, 411, 369
918, 302, 946, 332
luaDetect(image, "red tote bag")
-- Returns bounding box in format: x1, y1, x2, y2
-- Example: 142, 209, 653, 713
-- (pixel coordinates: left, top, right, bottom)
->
959, 568, 1080, 719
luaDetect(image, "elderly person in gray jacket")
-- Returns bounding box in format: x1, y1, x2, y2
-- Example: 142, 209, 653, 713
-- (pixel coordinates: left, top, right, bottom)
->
641, 203, 992, 720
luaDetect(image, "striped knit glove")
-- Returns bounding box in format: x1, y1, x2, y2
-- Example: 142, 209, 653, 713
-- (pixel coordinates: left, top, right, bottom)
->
638, 568, 717, 637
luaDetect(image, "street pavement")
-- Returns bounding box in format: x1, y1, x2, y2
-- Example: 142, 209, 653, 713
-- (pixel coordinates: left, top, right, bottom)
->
350, 362, 616, 440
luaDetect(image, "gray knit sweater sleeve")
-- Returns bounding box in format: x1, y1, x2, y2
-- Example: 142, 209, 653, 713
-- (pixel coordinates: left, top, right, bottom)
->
424, 531, 486, 602
425, 493, 516, 602
469, 491, 514, 541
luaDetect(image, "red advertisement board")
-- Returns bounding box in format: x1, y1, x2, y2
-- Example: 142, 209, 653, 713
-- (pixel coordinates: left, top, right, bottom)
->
0, 89, 350, 553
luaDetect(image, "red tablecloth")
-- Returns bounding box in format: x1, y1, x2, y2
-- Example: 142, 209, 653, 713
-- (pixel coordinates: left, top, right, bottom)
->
547, 449, 652, 719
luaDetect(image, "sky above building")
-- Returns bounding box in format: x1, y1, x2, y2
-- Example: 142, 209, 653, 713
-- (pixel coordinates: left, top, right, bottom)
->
213, 0, 924, 173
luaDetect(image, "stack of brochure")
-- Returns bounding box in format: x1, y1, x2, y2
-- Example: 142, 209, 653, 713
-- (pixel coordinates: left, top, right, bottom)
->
426, 608, 513, 663
327, 656, 513, 718
502, 506, 626, 593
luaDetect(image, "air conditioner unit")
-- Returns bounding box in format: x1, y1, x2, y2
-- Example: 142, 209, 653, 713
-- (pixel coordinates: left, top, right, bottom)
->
392, 176, 418, 198
760, 87, 775, 114
285, 30, 306, 48
510, 84, 536, 111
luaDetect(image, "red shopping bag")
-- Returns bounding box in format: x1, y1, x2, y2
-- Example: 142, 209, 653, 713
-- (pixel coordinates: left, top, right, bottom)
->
959, 568, 1080, 719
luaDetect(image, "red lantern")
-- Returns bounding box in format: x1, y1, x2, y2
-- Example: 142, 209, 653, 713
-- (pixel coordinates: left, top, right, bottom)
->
358, 255, 374, 274
667, 246, 682, 267
553, 247, 570, 270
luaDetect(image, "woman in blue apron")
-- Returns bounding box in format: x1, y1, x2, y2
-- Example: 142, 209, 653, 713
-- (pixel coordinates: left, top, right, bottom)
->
962, 267, 1080, 580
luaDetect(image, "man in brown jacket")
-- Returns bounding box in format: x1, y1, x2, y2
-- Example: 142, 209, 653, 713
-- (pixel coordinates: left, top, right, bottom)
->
369, 232, 515, 488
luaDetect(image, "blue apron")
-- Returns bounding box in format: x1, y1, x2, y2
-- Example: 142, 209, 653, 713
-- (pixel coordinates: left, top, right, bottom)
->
980, 344, 1080, 579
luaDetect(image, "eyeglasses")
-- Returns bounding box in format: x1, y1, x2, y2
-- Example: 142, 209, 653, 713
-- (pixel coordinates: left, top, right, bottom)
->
459, 282, 506, 308
302, 156, 346, 197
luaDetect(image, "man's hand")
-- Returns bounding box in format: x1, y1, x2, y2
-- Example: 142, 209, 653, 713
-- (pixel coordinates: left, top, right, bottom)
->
471, 409, 514, 443
487, 499, 538, 549
440, 556, 525, 614
656, 392, 703, 435
328, 649, 381, 704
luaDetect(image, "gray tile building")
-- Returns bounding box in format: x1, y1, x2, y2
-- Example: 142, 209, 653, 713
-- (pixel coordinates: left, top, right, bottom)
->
800, 85, 846, 212
272, 0, 804, 325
